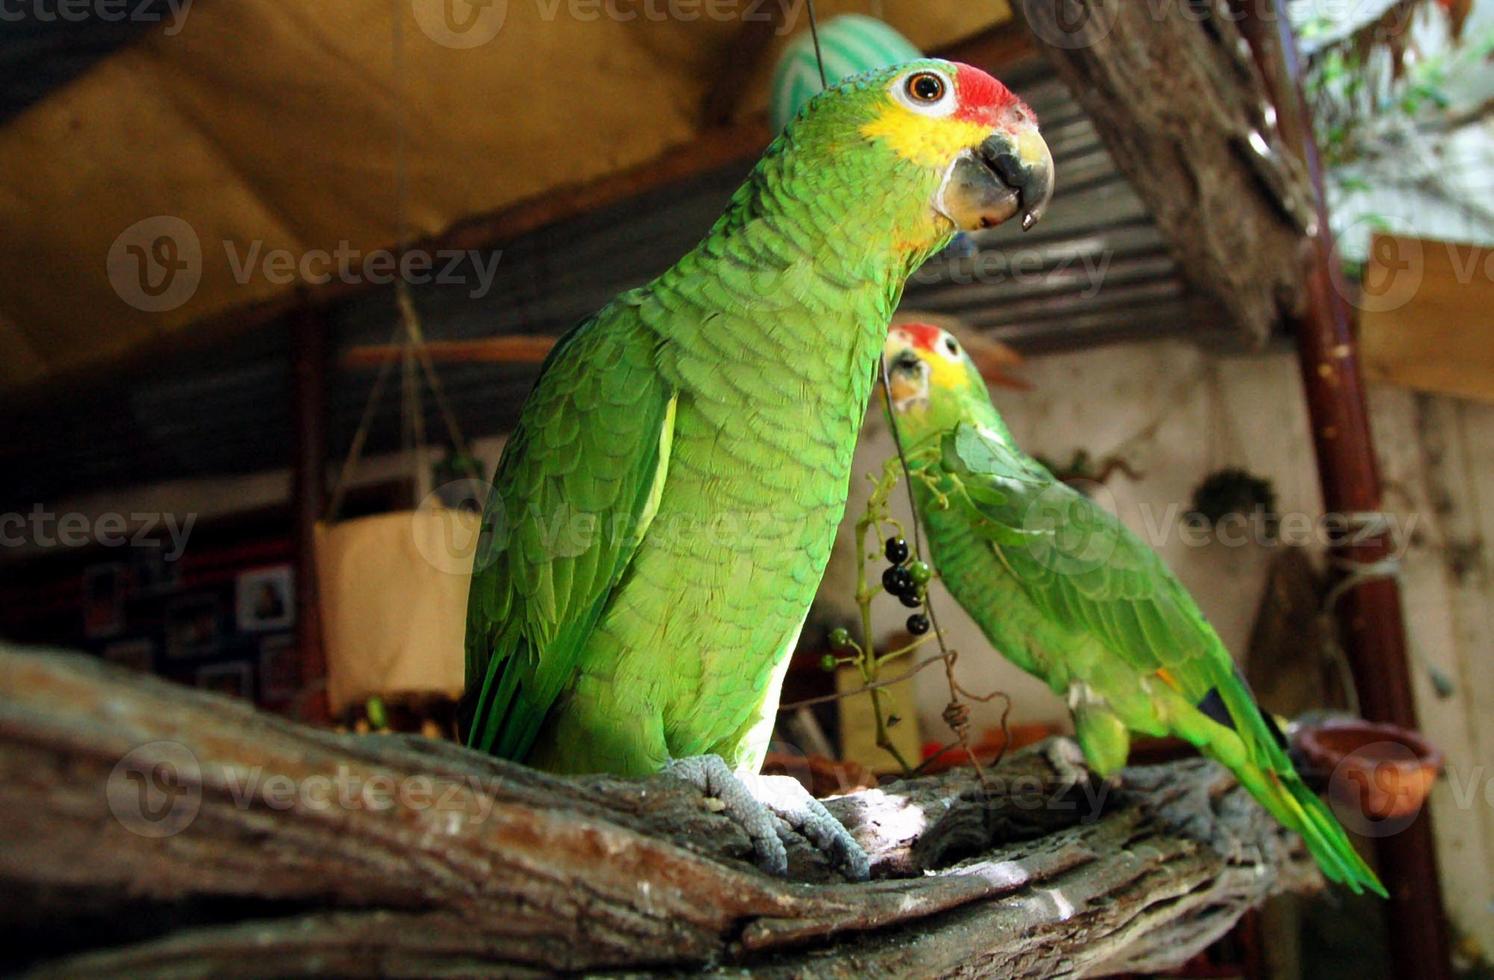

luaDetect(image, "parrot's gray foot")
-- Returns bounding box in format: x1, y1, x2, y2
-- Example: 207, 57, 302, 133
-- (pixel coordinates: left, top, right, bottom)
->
743, 772, 871, 882
667, 755, 788, 875
665, 755, 869, 881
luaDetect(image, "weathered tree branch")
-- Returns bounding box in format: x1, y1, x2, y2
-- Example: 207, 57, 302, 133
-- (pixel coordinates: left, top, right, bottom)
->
0, 647, 1318, 977
1018, 0, 1316, 347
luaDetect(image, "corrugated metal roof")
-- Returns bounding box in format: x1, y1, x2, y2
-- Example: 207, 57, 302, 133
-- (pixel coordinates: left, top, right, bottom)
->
0, 57, 1204, 513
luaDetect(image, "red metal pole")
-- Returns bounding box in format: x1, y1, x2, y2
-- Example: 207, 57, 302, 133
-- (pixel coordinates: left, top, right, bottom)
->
1236, 4, 1451, 978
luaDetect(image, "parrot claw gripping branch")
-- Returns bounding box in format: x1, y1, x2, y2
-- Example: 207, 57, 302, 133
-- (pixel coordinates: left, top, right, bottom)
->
460, 59, 1054, 880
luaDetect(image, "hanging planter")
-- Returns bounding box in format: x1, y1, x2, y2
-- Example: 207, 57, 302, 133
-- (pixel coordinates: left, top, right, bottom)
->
317, 289, 483, 715
316, 506, 477, 715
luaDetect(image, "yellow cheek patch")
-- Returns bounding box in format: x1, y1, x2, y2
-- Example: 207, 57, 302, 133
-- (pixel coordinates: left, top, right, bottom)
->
921, 352, 967, 392
861, 104, 991, 168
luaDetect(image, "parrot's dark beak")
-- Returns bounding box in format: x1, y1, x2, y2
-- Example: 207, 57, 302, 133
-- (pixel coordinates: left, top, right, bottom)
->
940, 126, 1054, 233
885, 350, 928, 409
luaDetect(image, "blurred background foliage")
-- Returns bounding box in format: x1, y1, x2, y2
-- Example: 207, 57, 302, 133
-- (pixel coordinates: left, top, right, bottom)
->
1290, 0, 1493, 267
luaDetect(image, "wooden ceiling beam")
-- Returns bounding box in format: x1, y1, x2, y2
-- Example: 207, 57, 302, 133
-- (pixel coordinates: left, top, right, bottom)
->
341, 336, 558, 369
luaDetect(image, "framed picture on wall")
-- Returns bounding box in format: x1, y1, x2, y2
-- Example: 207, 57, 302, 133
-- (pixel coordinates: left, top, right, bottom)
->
102, 638, 154, 673
129, 546, 181, 597
82, 563, 125, 639
235, 565, 295, 633
196, 661, 252, 700
165, 594, 221, 659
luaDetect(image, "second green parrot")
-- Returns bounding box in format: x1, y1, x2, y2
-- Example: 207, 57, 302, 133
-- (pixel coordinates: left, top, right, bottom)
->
883, 322, 1385, 897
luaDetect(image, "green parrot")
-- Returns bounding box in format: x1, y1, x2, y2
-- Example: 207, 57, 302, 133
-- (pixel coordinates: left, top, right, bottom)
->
464, 61, 1055, 876
882, 322, 1386, 897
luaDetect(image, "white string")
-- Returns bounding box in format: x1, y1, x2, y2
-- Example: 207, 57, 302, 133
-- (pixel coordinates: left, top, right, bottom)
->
1317, 510, 1407, 715
330, 2, 475, 517
806, 0, 828, 89
1322, 511, 1403, 610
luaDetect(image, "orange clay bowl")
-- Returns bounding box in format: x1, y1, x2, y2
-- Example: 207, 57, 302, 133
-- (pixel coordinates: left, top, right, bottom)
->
1296, 719, 1443, 821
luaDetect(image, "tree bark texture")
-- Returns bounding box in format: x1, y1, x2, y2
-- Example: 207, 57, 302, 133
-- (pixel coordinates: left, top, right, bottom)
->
0, 647, 1320, 977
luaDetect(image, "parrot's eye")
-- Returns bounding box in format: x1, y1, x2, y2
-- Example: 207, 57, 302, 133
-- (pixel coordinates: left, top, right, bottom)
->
891, 68, 956, 118
907, 72, 945, 104
944, 338, 960, 356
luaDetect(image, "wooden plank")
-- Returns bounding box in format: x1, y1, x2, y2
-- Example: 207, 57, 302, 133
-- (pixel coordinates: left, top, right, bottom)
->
1367, 387, 1494, 960
341, 336, 557, 369
1360, 235, 1494, 404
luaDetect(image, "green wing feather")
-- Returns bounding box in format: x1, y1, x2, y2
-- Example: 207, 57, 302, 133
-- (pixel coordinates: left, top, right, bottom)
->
937, 422, 1385, 896
940, 424, 1229, 702
464, 299, 677, 761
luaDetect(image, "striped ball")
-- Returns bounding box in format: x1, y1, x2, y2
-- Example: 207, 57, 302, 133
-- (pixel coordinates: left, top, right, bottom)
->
770, 14, 923, 132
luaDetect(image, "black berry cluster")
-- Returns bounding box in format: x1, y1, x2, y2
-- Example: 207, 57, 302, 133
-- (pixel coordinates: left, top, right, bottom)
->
882, 536, 933, 636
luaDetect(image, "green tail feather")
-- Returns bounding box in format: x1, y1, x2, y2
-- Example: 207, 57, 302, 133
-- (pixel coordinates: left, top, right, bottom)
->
1205, 674, 1385, 896
1236, 764, 1386, 897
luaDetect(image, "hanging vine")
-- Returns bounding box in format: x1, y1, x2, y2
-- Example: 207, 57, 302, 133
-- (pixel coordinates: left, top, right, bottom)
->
788, 449, 1011, 781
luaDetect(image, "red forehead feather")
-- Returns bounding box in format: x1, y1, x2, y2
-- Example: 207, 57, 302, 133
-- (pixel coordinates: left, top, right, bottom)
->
897, 323, 946, 351
952, 63, 1026, 125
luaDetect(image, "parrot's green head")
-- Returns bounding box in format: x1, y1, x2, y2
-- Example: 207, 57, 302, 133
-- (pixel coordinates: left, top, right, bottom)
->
757, 59, 1053, 264
883, 322, 997, 443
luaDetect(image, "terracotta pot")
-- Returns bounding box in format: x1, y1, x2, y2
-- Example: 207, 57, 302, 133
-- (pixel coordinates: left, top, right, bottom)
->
1295, 720, 1443, 821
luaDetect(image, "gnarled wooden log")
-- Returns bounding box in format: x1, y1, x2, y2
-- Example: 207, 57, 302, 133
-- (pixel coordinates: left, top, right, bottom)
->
0, 647, 1319, 977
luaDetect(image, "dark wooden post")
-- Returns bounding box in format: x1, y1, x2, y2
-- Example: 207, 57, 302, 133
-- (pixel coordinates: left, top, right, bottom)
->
291, 303, 330, 724
1235, 5, 1452, 979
